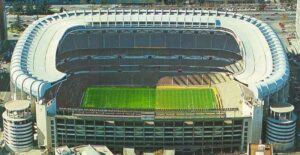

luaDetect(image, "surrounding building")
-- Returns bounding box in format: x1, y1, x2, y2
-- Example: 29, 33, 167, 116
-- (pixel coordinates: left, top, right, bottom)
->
9, 9, 291, 154
247, 143, 273, 155
266, 103, 296, 152
0, 0, 7, 41
2, 100, 33, 152
297, 0, 300, 37
55, 145, 113, 155
4, 0, 262, 4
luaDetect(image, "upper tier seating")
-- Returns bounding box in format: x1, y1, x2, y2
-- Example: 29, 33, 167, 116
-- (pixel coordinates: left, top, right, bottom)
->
58, 31, 241, 55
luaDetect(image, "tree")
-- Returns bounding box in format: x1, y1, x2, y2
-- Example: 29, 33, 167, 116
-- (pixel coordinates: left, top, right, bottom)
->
36, 0, 51, 14
12, 1, 24, 15
10, 14, 24, 32
258, 3, 266, 11
0, 40, 9, 54
101, 0, 107, 4
42, 0, 51, 14
176, 0, 185, 5
25, 2, 34, 15
91, 0, 96, 4
59, 7, 65, 13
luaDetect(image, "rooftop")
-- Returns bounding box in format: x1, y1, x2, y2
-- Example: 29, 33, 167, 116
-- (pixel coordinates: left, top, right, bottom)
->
55, 145, 113, 155
248, 143, 273, 155
270, 103, 294, 113
11, 9, 289, 100
5, 100, 30, 111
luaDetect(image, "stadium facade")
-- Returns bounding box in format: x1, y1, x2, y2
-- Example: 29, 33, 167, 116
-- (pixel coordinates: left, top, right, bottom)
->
9, 9, 292, 154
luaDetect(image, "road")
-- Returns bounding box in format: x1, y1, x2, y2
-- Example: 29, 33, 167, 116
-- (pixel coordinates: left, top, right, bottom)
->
5, 8, 296, 40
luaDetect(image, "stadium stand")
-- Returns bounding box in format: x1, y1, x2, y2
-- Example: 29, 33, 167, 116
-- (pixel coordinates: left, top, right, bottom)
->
10, 9, 291, 153
58, 30, 241, 54
55, 30, 243, 78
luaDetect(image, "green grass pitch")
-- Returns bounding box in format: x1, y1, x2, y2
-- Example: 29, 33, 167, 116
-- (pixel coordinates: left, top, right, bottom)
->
82, 87, 218, 110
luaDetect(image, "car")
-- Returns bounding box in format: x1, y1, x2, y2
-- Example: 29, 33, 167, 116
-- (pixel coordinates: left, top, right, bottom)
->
265, 17, 274, 21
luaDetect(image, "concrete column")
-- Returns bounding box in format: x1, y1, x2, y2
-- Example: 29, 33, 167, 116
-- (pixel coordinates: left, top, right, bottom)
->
250, 101, 263, 143
36, 103, 52, 149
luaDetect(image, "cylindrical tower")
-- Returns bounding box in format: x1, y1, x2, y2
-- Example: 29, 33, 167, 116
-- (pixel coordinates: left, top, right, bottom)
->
266, 103, 296, 152
2, 100, 33, 152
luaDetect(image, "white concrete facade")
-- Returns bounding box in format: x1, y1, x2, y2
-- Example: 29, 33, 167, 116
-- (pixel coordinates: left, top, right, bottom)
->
9, 9, 291, 152
266, 103, 296, 151
36, 103, 52, 149
10, 9, 289, 103
2, 100, 33, 152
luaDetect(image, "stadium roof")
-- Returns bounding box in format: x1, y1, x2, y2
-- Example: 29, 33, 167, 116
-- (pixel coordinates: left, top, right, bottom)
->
5, 100, 30, 111
270, 103, 294, 113
11, 9, 289, 99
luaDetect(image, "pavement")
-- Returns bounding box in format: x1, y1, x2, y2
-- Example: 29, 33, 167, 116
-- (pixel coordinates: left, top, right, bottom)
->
6, 15, 46, 40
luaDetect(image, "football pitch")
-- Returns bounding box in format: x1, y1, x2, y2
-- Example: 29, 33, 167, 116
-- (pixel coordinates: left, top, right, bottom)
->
82, 86, 219, 110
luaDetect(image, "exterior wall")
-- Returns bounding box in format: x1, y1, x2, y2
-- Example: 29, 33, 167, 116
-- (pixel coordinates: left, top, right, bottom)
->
241, 100, 263, 144
2, 109, 33, 152
50, 116, 251, 154
36, 103, 52, 149
249, 102, 263, 144
268, 83, 289, 105
262, 82, 289, 115
263, 81, 294, 152
266, 108, 296, 151
297, 0, 300, 38
10, 82, 29, 101
266, 117, 296, 151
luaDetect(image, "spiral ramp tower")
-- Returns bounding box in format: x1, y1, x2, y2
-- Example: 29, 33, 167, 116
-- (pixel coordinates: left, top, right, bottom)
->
266, 103, 297, 152
2, 100, 33, 152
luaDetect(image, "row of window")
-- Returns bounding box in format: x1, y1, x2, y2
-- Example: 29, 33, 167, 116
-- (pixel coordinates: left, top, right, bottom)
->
90, 22, 216, 27
56, 125, 243, 130
55, 137, 242, 145
3, 119, 32, 125
55, 119, 244, 126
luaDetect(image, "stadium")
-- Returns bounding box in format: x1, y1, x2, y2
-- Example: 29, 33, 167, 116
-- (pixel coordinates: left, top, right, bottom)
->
9, 9, 294, 154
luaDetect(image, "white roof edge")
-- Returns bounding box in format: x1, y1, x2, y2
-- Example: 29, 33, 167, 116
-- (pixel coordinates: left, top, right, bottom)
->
10, 9, 289, 99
